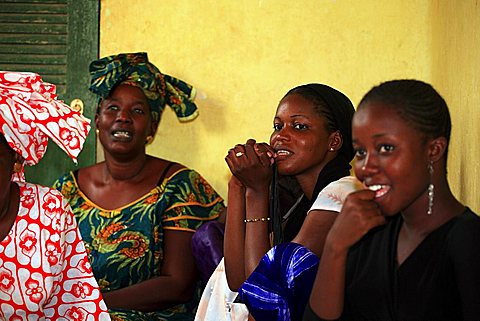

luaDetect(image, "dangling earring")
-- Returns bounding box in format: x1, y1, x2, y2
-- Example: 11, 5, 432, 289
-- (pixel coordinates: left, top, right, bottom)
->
96, 129, 100, 136
13, 162, 22, 173
427, 161, 434, 215
145, 135, 153, 144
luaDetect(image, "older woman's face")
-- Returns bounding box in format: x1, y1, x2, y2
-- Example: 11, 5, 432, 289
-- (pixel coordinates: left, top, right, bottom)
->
95, 84, 154, 156
352, 101, 431, 216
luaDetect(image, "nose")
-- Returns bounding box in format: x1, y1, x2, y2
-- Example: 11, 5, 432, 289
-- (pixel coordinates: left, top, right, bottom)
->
116, 108, 132, 122
271, 126, 291, 144
356, 153, 380, 179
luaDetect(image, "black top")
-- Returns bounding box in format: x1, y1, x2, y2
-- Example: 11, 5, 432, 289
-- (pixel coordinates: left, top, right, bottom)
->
304, 209, 480, 321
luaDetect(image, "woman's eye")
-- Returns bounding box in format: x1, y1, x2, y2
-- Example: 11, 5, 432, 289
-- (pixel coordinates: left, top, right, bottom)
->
133, 107, 146, 114
273, 123, 283, 131
293, 123, 308, 130
106, 105, 119, 111
354, 148, 367, 159
379, 144, 395, 153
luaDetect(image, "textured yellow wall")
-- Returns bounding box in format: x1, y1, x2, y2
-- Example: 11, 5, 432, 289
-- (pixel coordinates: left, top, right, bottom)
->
430, 1, 480, 212
99, 0, 479, 212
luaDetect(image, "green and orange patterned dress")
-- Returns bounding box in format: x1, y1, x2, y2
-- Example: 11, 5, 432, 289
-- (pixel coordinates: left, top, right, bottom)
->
53, 167, 225, 321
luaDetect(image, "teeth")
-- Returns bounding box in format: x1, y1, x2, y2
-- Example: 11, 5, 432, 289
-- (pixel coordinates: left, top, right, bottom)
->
276, 150, 291, 156
368, 184, 390, 198
113, 131, 131, 138
368, 185, 382, 192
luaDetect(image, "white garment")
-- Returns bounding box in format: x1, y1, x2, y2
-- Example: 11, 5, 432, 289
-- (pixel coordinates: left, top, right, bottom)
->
194, 258, 249, 321
308, 176, 363, 213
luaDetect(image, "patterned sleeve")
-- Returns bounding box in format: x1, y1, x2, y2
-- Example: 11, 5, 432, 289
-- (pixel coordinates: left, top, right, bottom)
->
43, 190, 111, 320
308, 176, 363, 214
161, 168, 225, 232
52, 171, 76, 200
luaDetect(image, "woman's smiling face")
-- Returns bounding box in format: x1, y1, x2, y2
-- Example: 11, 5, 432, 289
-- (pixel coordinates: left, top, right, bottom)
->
270, 93, 333, 179
95, 84, 154, 156
352, 101, 431, 216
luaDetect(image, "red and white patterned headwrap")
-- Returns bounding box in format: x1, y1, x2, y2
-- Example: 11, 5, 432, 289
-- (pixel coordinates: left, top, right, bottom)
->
0, 71, 91, 181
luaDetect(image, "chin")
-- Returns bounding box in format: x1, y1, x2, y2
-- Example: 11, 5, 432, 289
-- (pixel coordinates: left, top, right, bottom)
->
377, 203, 400, 217
276, 165, 298, 177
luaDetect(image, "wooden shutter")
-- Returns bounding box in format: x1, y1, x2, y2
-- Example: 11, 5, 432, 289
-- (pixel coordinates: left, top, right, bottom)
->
0, 0, 69, 96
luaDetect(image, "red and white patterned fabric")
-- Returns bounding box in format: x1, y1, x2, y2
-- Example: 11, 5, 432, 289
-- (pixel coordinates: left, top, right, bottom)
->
0, 182, 111, 321
0, 71, 90, 182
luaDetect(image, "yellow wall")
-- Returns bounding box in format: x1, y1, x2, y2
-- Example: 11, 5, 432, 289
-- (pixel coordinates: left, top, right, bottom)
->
99, 0, 479, 212
431, 0, 480, 212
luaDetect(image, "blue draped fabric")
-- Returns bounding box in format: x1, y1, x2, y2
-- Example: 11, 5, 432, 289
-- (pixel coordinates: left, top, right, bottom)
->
238, 242, 320, 321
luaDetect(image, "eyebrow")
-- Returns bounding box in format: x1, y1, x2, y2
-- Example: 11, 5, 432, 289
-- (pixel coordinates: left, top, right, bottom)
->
104, 97, 148, 105
275, 114, 308, 119
352, 133, 388, 143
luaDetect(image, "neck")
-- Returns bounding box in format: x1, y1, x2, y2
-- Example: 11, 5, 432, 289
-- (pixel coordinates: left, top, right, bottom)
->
295, 167, 324, 200
0, 184, 13, 220
104, 154, 148, 181
401, 179, 464, 236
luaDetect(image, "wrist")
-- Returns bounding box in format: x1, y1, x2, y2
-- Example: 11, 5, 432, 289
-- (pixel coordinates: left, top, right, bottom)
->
245, 184, 270, 196
324, 235, 350, 258
244, 217, 270, 223
229, 179, 245, 191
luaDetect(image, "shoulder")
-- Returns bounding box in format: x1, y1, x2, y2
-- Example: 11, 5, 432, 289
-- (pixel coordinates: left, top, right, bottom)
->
448, 208, 480, 242
54, 170, 75, 185
147, 157, 187, 180
309, 176, 363, 214
52, 171, 79, 198
165, 165, 206, 184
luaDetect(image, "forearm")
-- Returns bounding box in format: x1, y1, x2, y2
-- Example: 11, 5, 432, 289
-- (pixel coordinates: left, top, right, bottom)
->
309, 241, 348, 320
102, 274, 195, 311
224, 180, 247, 290
244, 186, 271, 277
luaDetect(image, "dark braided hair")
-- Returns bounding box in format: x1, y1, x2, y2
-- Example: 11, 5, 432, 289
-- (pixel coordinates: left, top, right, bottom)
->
358, 79, 451, 160
285, 86, 338, 133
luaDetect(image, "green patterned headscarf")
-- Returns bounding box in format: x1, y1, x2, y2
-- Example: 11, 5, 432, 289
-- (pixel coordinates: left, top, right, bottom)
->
89, 52, 198, 129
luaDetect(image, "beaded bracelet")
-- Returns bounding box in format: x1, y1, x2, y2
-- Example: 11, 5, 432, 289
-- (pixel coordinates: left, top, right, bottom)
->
244, 217, 271, 223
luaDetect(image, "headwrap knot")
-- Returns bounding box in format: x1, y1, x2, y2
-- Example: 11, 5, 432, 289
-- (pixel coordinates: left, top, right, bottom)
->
0, 71, 91, 182
88, 52, 198, 127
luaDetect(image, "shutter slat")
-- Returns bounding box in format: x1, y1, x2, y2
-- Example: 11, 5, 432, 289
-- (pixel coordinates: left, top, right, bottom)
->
0, 54, 67, 65
0, 33, 67, 45
1, 0, 67, 3
0, 22, 67, 34
0, 3, 67, 14
1, 64, 66, 75
0, 44, 67, 54
0, 13, 67, 24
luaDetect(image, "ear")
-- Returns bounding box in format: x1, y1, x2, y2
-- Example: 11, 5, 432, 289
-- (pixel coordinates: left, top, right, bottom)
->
328, 130, 343, 152
94, 100, 104, 127
13, 154, 24, 173
427, 136, 447, 163
149, 120, 158, 138
14, 153, 24, 164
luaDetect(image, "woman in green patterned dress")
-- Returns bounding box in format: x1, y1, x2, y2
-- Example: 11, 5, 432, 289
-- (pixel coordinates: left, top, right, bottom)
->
54, 52, 225, 321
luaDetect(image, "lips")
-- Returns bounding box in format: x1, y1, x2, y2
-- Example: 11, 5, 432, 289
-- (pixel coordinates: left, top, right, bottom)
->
367, 184, 391, 199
